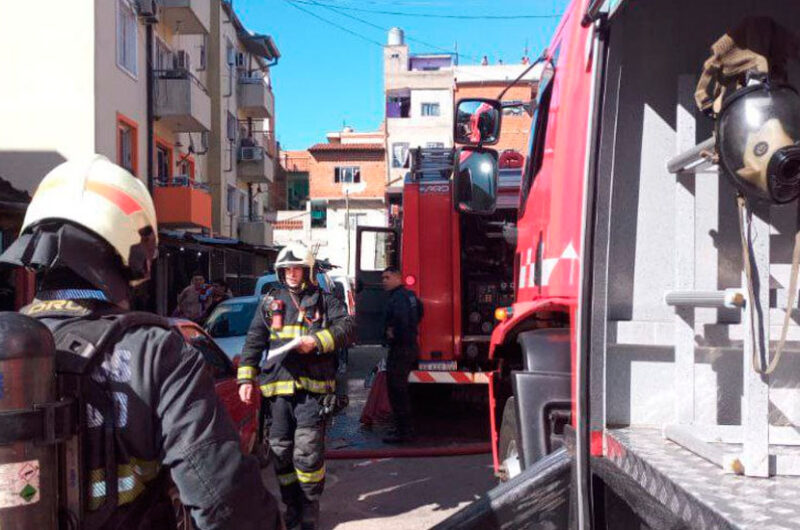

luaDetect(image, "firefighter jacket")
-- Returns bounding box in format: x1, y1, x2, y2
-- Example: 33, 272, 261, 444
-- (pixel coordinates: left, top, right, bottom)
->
21, 297, 281, 530
384, 286, 422, 347
238, 284, 354, 398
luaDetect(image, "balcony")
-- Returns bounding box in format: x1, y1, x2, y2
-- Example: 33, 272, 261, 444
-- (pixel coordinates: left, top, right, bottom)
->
238, 216, 274, 246
154, 69, 211, 132
237, 132, 276, 183
153, 176, 211, 230
160, 0, 210, 35
237, 75, 274, 118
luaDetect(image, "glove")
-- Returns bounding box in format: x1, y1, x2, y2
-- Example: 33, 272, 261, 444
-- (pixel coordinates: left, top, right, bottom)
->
319, 394, 337, 418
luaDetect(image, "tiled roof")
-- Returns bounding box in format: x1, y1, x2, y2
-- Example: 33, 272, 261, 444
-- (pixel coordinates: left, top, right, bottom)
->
272, 220, 303, 230
308, 143, 384, 152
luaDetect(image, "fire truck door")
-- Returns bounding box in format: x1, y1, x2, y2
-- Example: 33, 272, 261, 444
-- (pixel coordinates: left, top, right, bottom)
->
355, 226, 398, 344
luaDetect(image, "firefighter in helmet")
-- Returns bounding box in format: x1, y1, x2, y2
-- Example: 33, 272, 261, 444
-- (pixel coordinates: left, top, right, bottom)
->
0, 155, 281, 529
239, 243, 354, 530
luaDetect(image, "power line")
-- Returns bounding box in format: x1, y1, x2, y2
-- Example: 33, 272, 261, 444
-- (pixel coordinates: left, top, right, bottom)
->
296, 0, 482, 62
292, 0, 562, 20
280, 0, 385, 47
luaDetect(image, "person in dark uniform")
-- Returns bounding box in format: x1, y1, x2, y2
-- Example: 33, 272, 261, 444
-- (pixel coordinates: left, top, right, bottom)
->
381, 266, 422, 444
238, 243, 354, 530
0, 156, 281, 529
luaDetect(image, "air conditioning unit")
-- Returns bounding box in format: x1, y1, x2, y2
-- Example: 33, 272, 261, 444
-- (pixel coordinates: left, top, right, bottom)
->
174, 50, 191, 72
136, 0, 159, 22
239, 146, 264, 161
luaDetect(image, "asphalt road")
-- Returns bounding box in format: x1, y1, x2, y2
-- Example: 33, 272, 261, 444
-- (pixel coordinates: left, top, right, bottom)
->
262, 346, 497, 529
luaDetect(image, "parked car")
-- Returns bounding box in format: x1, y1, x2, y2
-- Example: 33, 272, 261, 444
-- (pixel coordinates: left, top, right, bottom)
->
170, 318, 260, 454
203, 296, 260, 361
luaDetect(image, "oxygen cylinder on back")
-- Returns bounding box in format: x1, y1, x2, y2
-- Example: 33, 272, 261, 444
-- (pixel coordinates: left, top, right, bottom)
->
0, 312, 59, 528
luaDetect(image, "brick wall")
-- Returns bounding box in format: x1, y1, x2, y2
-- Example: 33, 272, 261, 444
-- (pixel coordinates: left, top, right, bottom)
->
308, 149, 386, 199
454, 83, 535, 157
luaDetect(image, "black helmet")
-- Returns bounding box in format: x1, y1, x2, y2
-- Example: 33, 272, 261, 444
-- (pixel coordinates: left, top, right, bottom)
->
716, 78, 800, 203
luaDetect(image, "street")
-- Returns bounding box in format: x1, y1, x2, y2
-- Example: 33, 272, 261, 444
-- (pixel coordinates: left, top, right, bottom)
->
262, 346, 496, 529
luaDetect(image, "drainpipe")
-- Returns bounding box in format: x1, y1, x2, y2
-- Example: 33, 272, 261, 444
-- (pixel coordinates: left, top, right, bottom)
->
146, 22, 155, 193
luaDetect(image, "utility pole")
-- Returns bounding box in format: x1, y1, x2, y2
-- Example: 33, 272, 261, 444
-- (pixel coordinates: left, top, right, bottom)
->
345, 188, 351, 276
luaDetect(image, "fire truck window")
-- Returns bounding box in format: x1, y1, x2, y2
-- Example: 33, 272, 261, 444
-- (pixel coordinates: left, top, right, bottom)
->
520, 74, 554, 213
359, 231, 396, 271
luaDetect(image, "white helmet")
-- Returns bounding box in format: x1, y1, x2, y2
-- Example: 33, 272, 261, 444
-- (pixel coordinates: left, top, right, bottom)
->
22, 154, 158, 266
275, 243, 316, 284
0, 155, 159, 303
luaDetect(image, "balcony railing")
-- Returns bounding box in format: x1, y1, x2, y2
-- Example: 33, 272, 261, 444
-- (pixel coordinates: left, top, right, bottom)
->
237, 74, 274, 118
153, 175, 211, 229
237, 132, 276, 183
154, 68, 211, 132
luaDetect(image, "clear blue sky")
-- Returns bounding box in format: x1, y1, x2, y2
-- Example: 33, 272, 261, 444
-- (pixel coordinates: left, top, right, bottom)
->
233, 0, 572, 150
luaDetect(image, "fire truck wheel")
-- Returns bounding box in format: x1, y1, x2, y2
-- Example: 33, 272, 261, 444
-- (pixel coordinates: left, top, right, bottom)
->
169, 484, 195, 530
498, 397, 521, 482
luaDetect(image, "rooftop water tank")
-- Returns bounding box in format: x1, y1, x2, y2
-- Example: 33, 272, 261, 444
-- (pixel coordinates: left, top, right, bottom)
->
388, 27, 404, 46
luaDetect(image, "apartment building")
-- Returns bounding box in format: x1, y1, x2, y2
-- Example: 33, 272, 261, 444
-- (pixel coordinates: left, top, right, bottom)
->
208, 1, 279, 245
271, 130, 386, 276
383, 28, 455, 195
308, 128, 386, 276
0, 0, 279, 311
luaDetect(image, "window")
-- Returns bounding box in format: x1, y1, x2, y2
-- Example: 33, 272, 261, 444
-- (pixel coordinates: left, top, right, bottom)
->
311, 201, 327, 228
178, 157, 195, 180
334, 167, 361, 184
117, 0, 138, 76
520, 67, 555, 213
155, 137, 173, 184
359, 230, 397, 272
154, 38, 172, 71
226, 185, 238, 214
387, 95, 410, 118
421, 103, 441, 117
116, 113, 138, 175
156, 145, 171, 183
391, 143, 409, 168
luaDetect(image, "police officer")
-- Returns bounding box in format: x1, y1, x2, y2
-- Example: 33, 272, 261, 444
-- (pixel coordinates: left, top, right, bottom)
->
381, 266, 422, 444
0, 156, 281, 529
238, 243, 354, 530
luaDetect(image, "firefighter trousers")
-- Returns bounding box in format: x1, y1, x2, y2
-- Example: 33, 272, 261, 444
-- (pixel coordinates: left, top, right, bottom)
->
386, 344, 417, 434
269, 391, 327, 507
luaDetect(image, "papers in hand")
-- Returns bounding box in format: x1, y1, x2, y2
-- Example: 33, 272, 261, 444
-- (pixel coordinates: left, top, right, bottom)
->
264, 337, 302, 366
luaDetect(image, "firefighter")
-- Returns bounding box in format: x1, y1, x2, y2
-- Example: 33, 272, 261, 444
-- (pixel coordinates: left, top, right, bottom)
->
238, 243, 354, 530
0, 155, 281, 529
381, 266, 422, 444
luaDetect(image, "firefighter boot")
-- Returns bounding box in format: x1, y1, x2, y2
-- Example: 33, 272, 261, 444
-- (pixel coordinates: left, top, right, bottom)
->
284, 500, 302, 530
300, 499, 320, 530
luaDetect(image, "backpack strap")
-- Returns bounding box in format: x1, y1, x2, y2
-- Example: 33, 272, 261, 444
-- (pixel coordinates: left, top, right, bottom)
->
51, 311, 171, 530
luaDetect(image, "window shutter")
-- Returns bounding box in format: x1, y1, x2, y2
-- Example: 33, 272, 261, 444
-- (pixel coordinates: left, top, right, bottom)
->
334, 167, 340, 183
354, 168, 361, 183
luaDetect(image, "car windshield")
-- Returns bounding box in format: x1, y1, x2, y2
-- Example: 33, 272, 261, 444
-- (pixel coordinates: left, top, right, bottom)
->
205, 300, 257, 338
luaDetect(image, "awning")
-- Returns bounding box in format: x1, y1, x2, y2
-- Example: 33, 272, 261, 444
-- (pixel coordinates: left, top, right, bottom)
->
242, 34, 281, 60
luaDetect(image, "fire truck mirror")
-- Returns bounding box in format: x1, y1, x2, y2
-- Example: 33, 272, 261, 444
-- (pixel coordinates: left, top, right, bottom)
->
454, 98, 502, 146
454, 147, 499, 215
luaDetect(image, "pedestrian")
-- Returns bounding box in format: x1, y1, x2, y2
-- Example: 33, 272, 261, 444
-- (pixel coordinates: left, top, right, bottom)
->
238, 243, 354, 530
481, 55, 489, 65
201, 278, 232, 323
0, 155, 281, 529
177, 270, 207, 322
381, 266, 423, 444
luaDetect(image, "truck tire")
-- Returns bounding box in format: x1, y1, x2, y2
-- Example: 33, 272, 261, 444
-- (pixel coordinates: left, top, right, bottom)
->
498, 397, 522, 482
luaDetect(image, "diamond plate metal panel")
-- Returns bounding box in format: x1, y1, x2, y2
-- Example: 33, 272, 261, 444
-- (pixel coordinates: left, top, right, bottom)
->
605, 428, 800, 529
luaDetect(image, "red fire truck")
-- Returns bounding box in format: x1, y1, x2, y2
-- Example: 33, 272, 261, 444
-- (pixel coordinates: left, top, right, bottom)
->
433, 0, 800, 528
